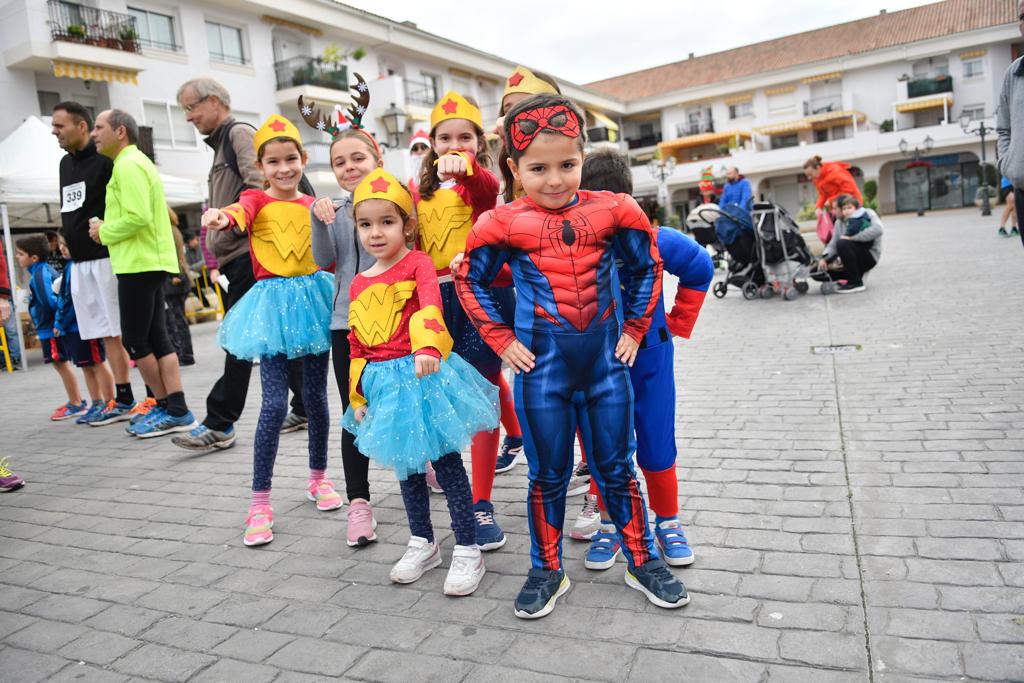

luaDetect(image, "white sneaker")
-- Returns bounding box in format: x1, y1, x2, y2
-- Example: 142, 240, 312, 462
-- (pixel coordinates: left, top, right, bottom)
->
566, 461, 592, 497
570, 494, 601, 540
390, 536, 442, 584
443, 544, 485, 596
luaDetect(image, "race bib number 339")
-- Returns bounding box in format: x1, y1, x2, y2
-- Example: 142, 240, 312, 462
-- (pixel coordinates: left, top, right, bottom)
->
61, 182, 86, 213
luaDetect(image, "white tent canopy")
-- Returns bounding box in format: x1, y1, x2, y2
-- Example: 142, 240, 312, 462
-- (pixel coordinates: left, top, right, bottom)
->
0, 116, 205, 210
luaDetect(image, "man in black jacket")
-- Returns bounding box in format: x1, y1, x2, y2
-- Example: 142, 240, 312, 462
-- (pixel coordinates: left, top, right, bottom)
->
53, 101, 126, 423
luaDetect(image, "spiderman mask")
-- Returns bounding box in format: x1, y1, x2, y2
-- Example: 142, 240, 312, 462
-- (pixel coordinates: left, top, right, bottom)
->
509, 105, 581, 152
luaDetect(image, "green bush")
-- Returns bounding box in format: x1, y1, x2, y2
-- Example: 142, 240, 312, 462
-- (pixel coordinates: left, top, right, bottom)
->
863, 179, 878, 201
796, 201, 816, 222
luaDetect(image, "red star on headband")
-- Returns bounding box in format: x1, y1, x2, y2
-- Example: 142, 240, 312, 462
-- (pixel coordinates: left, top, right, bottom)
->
369, 176, 390, 193
507, 72, 524, 87
269, 119, 287, 132
441, 99, 459, 115
423, 318, 445, 334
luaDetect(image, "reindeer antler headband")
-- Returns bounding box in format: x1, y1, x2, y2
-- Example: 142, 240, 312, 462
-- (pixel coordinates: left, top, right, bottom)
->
298, 72, 381, 157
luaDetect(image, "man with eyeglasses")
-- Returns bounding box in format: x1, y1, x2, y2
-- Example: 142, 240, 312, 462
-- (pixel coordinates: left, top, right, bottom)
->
997, 1, 1024, 248
171, 77, 308, 453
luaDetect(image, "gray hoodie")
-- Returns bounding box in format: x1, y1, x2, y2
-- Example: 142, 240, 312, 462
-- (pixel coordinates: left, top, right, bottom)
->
823, 208, 883, 264
311, 196, 374, 330
997, 56, 1024, 189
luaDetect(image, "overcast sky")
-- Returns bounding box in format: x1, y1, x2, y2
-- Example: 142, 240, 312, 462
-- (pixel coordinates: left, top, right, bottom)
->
340, 0, 939, 84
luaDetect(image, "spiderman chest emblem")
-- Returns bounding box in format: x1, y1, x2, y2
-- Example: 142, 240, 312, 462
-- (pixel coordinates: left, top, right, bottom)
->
516, 211, 615, 332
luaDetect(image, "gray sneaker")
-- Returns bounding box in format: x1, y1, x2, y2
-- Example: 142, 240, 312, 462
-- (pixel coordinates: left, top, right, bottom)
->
280, 412, 308, 433
172, 425, 236, 452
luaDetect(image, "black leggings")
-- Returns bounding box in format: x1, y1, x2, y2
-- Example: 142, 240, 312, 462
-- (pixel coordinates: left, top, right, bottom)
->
117, 271, 175, 360
331, 329, 371, 502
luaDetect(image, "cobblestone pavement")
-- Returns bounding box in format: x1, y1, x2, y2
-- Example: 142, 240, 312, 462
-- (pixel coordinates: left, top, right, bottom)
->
1, 207, 1022, 682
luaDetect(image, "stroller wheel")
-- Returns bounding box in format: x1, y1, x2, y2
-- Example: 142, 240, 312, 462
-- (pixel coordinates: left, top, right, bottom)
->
759, 285, 774, 300
741, 282, 758, 300
784, 287, 799, 301
795, 281, 809, 294
821, 282, 838, 295
713, 282, 728, 299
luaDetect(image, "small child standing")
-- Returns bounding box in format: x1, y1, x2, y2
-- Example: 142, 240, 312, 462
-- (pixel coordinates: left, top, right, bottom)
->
203, 115, 338, 546
15, 234, 86, 420
53, 232, 115, 425
342, 168, 497, 596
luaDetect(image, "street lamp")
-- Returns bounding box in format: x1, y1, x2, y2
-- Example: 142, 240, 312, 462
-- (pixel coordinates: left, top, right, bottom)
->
380, 102, 407, 148
960, 113, 993, 217
647, 155, 676, 218
898, 136, 934, 216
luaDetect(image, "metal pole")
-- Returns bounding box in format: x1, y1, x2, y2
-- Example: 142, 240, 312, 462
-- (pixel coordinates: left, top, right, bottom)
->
980, 124, 992, 217
916, 150, 925, 217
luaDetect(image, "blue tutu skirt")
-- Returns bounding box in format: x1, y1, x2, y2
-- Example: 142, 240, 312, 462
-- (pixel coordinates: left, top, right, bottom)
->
342, 352, 498, 480
219, 271, 334, 361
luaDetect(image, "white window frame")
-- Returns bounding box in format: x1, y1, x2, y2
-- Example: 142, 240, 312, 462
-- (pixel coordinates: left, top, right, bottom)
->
963, 58, 984, 80
127, 5, 179, 52
142, 100, 198, 150
205, 19, 247, 65
961, 104, 985, 121
728, 100, 753, 119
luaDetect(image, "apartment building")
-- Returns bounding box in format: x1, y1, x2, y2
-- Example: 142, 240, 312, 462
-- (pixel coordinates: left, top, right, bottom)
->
587, 0, 1021, 216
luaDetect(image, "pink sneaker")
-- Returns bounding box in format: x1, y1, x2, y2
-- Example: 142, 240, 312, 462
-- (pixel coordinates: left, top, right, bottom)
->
243, 505, 273, 546
346, 499, 378, 547
306, 479, 344, 511
425, 462, 444, 494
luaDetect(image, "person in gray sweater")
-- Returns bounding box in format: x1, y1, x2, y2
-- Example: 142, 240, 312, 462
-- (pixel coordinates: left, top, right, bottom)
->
309, 126, 384, 548
819, 194, 882, 294
997, 4, 1024, 248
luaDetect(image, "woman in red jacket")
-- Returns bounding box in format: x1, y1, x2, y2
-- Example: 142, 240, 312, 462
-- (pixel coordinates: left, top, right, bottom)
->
804, 155, 862, 217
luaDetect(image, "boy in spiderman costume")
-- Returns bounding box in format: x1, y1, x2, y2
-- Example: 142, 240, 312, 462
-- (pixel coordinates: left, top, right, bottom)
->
455, 94, 689, 618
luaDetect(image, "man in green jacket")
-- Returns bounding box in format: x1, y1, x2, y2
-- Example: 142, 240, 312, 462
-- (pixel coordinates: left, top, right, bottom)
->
88, 109, 196, 438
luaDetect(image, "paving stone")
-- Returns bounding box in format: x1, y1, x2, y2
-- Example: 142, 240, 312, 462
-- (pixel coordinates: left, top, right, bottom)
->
110, 642, 216, 682
756, 601, 851, 632
266, 636, 365, 676
21, 594, 109, 623
680, 620, 780, 660
83, 604, 167, 637
0, 647, 75, 683
500, 633, 636, 681
345, 650, 474, 682
778, 631, 866, 669
872, 636, 963, 678
192, 658, 279, 683
47, 662, 131, 683
962, 642, 1024, 681
5, 619, 89, 652
57, 629, 142, 666
627, 650, 767, 682
140, 615, 239, 650
211, 628, 294, 663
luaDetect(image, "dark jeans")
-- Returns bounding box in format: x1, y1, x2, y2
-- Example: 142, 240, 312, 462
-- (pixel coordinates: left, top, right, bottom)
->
203, 253, 305, 432
833, 239, 877, 286
1015, 188, 1024, 248
331, 329, 370, 501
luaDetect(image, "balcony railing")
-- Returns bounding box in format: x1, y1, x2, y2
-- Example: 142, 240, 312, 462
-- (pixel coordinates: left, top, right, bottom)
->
626, 133, 662, 149
908, 75, 953, 99
803, 95, 842, 116
677, 121, 714, 137
274, 56, 347, 92
404, 80, 439, 107
48, 0, 140, 53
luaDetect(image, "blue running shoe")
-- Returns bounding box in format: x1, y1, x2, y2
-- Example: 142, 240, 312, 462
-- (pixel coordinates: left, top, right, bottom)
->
494, 436, 524, 473
89, 400, 136, 426
473, 500, 507, 551
655, 519, 695, 566
625, 558, 690, 609
514, 568, 570, 620
75, 401, 105, 425
133, 410, 197, 439
585, 528, 621, 570
171, 424, 236, 452
126, 406, 166, 436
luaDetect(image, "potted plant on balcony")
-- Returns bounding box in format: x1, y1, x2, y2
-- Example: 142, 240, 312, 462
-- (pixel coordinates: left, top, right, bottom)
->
66, 23, 87, 41
118, 26, 138, 52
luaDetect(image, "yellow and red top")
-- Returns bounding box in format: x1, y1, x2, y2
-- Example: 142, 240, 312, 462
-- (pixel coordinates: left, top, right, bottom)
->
222, 189, 318, 280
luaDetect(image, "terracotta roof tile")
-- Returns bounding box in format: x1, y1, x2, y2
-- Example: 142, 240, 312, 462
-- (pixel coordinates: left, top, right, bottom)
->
585, 0, 1018, 100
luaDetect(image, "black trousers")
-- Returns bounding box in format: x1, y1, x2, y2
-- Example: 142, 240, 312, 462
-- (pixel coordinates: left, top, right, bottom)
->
1015, 188, 1024, 248
117, 271, 175, 360
203, 253, 305, 432
331, 329, 370, 502
833, 239, 877, 286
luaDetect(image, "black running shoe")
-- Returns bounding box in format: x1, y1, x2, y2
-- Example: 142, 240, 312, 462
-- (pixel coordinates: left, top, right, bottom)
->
625, 558, 690, 608
514, 568, 570, 619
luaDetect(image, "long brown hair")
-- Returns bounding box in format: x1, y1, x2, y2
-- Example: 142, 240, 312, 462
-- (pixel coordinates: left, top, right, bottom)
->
417, 95, 489, 201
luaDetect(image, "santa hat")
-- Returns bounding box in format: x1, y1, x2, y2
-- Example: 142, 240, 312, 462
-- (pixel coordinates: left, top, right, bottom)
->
408, 129, 430, 151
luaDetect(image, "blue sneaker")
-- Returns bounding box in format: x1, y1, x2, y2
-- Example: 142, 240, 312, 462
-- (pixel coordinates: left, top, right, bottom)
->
584, 528, 621, 570
494, 436, 524, 473
171, 424, 236, 452
50, 400, 87, 421
133, 410, 197, 439
473, 500, 507, 551
514, 568, 570, 620
655, 519, 694, 566
89, 400, 135, 427
126, 406, 165, 436
625, 557, 690, 609
75, 401, 105, 425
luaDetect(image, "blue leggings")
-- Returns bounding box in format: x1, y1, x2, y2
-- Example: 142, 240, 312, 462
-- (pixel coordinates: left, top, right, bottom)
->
252, 352, 329, 491
398, 452, 475, 546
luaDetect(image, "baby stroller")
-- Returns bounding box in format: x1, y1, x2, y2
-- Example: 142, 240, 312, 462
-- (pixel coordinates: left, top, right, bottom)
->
748, 201, 813, 301
687, 202, 764, 299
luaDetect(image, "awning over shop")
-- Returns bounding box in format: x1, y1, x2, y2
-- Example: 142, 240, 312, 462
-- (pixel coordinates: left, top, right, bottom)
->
53, 60, 138, 85
754, 110, 865, 135
801, 71, 842, 84
894, 94, 953, 113
658, 130, 750, 155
